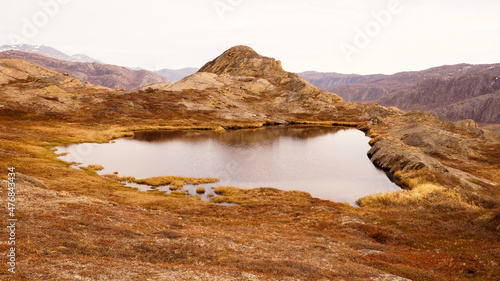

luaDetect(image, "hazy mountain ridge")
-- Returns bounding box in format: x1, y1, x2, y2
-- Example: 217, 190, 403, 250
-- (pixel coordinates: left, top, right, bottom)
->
155, 67, 198, 82
299, 64, 500, 123
298, 71, 383, 89
0, 44, 102, 63
299, 63, 500, 101
379, 72, 500, 123
1, 50, 171, 90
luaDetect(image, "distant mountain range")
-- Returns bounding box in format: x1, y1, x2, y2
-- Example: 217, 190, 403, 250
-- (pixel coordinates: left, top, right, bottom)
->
0, 44, 103, 63
1, 50, 171, 90
0, 44, 198, 85
298, 64, 500, 123
155, 67, 198, 82
378, 72, 500, 123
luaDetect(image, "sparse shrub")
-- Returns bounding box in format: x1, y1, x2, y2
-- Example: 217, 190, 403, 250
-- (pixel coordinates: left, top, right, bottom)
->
196, 187, 206, 194
368, 228, 391, 244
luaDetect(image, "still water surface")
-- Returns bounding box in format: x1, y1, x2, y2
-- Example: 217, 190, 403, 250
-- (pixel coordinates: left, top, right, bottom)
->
56, 126, 400, 205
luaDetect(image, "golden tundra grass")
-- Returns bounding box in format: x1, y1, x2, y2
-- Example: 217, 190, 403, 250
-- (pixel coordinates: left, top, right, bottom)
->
103, 174, 219, 188
87, 164, 104, 171
356, 169, 486, 212
1, 120, 499, 280
133, 176, 219, 187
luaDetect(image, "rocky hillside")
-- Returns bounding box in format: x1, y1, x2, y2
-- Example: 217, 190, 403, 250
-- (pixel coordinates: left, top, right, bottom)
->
379, 72, 500, 123
1, 50, 171, 90
0, 55, 117, 115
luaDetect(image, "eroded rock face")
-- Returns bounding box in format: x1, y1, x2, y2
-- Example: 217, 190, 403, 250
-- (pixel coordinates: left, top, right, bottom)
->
454, 119, 479, 129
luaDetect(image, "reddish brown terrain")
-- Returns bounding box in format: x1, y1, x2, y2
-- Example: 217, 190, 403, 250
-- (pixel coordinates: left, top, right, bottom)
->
0, 46, 499, 280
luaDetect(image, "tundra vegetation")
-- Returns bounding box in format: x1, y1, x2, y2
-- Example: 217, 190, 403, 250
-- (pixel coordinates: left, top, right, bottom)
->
0, 47, 498, 280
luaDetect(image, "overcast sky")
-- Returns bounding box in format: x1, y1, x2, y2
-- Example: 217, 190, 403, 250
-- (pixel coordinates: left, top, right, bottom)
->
1, 0, 499, 74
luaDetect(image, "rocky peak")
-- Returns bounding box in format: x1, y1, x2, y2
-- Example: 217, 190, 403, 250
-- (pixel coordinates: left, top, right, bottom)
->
198, 45, 343, 102
199, 45, 285, 79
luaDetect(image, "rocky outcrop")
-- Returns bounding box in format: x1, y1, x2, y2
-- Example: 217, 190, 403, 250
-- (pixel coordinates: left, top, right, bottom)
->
199, 46, 341, 100
362, 111, 500, 196
1, 50, 171, 90
199, 46, 285, 78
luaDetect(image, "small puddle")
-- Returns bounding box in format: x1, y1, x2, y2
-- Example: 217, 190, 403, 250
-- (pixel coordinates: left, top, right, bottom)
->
56, 126, 400, 205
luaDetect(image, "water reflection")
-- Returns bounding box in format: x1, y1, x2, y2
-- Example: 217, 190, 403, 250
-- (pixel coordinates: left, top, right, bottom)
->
56, 126, 400, 205
133, 126, 344, 144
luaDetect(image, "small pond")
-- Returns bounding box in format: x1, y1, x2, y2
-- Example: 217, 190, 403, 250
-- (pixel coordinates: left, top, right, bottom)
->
56, 126, 400, 205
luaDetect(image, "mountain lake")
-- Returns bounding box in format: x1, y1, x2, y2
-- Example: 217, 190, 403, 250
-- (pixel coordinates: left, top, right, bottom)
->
56, 126, 400, 205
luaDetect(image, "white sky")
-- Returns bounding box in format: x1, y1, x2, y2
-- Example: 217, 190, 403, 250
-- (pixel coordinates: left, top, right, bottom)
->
1, 0, 499, 74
